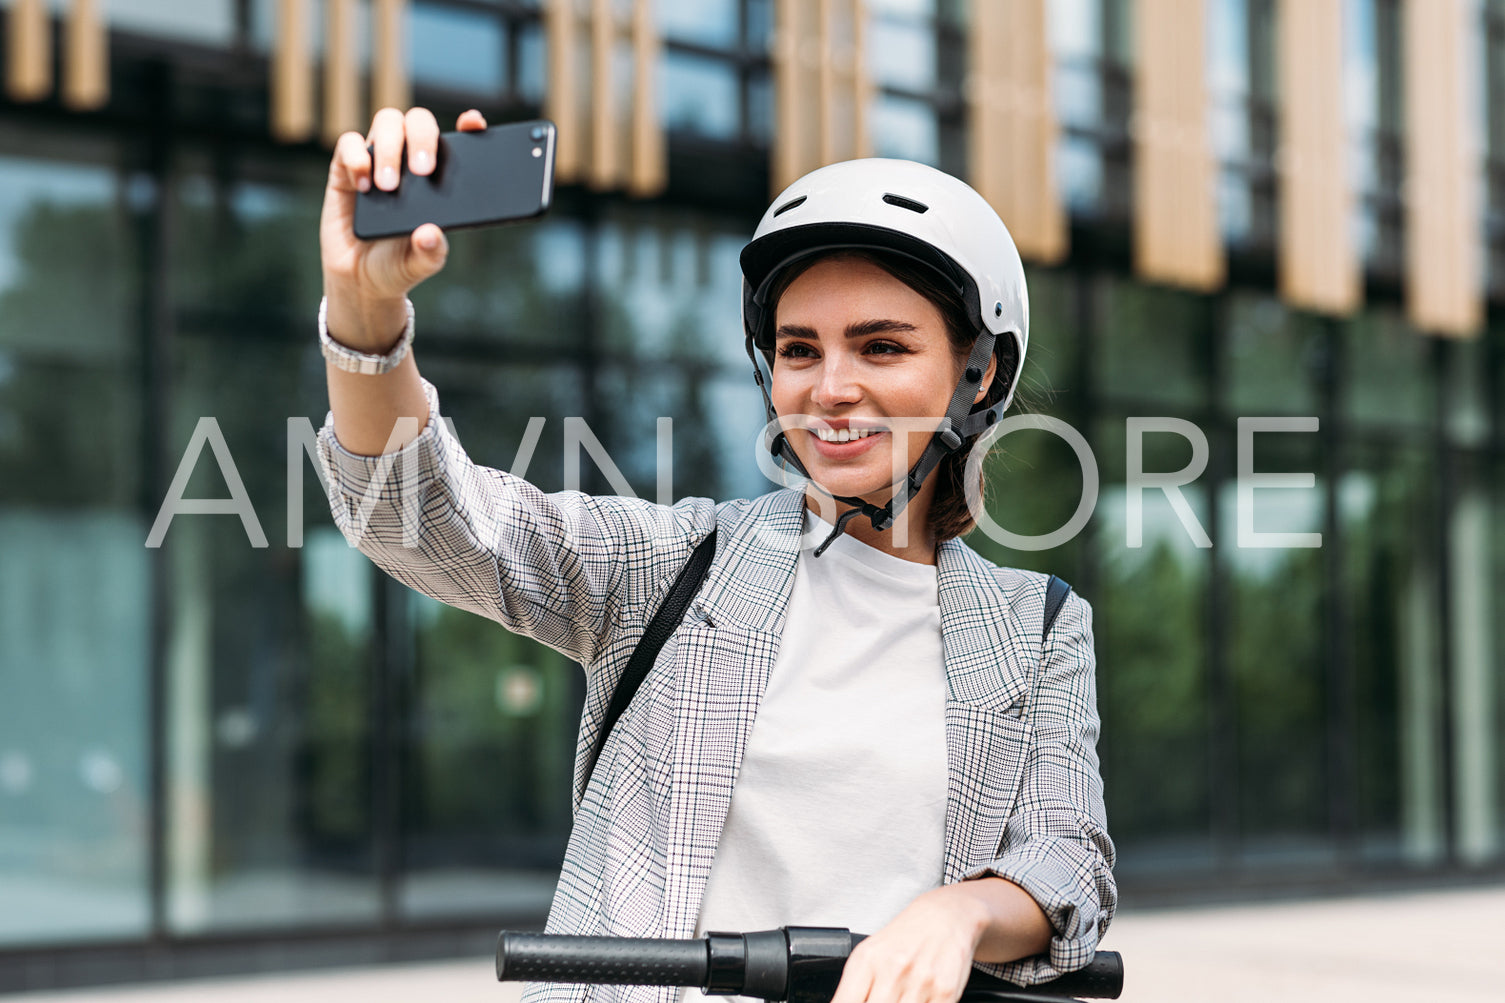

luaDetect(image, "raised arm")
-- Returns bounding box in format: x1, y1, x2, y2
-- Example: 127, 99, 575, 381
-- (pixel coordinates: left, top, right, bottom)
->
320, 105, 488, 457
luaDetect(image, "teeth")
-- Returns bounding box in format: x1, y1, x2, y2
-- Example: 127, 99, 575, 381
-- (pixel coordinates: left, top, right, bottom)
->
815, 427, 879, 442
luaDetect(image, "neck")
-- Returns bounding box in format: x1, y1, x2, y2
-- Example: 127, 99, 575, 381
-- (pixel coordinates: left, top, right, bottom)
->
804, 483, 940, 565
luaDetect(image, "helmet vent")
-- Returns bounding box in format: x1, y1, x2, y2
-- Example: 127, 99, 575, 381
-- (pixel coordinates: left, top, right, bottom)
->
881, 193, 929, 214
772, 196, 807, 217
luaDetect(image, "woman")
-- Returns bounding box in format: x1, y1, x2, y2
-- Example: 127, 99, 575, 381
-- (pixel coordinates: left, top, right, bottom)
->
316, 107, 1115, 1003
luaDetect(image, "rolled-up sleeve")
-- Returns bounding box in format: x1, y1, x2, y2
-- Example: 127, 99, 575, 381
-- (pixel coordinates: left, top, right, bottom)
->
315, 377, 716, 667
963, 590, 1116, 985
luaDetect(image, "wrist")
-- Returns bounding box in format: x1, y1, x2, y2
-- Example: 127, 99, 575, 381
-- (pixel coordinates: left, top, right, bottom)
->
321, 281, 410, 353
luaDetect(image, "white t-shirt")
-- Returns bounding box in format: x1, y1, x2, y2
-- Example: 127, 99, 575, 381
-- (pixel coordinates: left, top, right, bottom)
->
684, 514, 949, 1002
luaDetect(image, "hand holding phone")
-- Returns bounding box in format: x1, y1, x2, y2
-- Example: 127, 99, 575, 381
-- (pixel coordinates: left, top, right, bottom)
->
320, 108, 552, 355
353, 119, 556, 240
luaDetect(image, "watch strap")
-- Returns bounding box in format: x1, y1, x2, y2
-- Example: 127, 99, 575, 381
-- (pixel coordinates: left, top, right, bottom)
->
319, 296, 415, 375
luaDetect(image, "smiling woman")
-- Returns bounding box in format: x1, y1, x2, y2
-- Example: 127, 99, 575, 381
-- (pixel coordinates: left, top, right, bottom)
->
762, 249, 1014, 559
315, 108, 1113, 1003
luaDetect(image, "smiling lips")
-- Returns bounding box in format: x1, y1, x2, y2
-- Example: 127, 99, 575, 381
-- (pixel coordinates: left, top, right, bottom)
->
803, 421, 887, 457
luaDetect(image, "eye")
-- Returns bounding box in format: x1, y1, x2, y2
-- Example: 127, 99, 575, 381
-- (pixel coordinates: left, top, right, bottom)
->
864, 340, 908, 355
777, 342, 817, 359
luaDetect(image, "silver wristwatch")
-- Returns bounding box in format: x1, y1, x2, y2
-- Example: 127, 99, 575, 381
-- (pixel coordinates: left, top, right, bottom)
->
318, 296, 415, 375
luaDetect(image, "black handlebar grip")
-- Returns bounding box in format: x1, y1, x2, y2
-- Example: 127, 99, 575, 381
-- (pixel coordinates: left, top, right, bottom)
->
1029, 950, 1123, 1000
497, 932, 709, 987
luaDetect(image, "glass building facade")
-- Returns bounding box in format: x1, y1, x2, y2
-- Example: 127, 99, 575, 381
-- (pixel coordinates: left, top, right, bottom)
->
0, 0, 1502, 990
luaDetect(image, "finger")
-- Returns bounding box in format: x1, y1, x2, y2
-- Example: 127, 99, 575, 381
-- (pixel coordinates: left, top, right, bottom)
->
404, 107, 440, 175
403, 223, 449, 283
456, 108, 487, 131
367, 106, 407, 191
332, 131, 372, 193
829, 956, 876, 1003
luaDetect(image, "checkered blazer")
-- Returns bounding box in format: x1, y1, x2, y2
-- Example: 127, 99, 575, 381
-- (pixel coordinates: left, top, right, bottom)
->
316, 378, 1115, 999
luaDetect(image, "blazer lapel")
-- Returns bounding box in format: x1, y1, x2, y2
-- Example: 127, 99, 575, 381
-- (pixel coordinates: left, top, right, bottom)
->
657, 489, 805, 937
936, 539, 1040, 882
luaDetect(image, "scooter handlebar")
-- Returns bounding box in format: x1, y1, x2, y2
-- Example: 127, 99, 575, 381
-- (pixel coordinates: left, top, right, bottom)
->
495, 927, 1122, 1002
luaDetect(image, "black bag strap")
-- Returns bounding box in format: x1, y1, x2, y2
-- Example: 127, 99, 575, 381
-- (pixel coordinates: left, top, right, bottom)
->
1042, 574, 1072, 641
583, 529, 718, 793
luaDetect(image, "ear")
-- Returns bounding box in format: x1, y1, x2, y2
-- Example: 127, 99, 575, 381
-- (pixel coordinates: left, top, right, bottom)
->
973, 351, 999, 406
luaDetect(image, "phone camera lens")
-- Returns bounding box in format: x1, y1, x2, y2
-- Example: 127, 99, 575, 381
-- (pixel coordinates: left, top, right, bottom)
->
530, 126, 546, 141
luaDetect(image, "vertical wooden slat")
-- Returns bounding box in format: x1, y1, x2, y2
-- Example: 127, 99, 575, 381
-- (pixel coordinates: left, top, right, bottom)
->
588, 0, 618, 189
771, 0, 869, 194
1133, 0, 1223, 290
1277, 0, 1357, 314
63, 0, 107, 110
851, 0, 871, 159
628, 0, 665, 197
969, 0, 1065, 263
323, 0, 361, 145
816, 0, 836, 166
546, 0, 582, 182
6, 0, 52, 103
272, 0, 314, 142
772, 0, 803, 192
1403, 0, 1481, 335
371, 0, 410, 114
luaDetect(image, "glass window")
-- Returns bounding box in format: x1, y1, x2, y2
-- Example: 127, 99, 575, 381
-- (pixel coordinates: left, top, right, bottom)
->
1094, 276, 1212, 410
1225, 293, 1324, 416
412, 2, 506, 95
0, 143, 150, 945
1092, 417, 1215, 874
871, 94, 939, 165
109, 0, 237, 46
1221, 429, 1332, 867
1341, 443, 1443, 864
659, 0, 739, 47
661, 51, 741, 139
1346, 0, 1405, 274
869, 12, 937, 93
162, 160, 385, 931
1340, 306, 1432, 431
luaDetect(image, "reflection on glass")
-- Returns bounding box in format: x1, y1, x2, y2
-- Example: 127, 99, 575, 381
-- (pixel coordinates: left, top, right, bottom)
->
1340, 445, 1443, 865
1095, 276, 1211, 409
1091, 420, 1214, 874
1225, 293, 1322, 416
872, 94, 939, 164
165, 331, 382, 932
869, 17, 937, 92
1450, 458, 1498, 865
412, 2, 506, 94
110, 0, 236, 45
1050, 0, 1102, 59
0, 151, 149, 945
400, 594, 576, 919
662, 52, 741, 139
518, 21, 547, 102
1341, 307, 1431, 430
1220, 452, 1331, 867
659, 0, 738, 46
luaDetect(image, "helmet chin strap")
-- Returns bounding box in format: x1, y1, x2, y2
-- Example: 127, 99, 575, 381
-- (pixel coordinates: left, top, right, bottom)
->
745, 329, 997, 557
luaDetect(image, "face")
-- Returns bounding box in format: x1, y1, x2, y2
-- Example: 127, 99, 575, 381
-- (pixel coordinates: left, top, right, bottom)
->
769, 255, 992, 507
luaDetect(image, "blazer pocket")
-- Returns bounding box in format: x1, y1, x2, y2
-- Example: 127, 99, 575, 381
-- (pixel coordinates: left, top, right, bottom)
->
943, 701, 1034, 880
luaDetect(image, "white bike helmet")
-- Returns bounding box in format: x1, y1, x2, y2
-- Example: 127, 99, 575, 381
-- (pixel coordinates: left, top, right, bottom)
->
740, 158, 1030, 550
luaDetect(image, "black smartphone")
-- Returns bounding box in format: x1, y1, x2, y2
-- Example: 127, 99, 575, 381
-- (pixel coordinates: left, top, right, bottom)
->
353, 119, 556, 240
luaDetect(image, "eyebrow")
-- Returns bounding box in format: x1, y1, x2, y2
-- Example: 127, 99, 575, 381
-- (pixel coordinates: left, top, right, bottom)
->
774, 318, 921, 340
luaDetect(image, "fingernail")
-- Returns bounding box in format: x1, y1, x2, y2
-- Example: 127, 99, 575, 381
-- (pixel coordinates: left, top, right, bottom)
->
378, 165, 397, 190
412, 151, 431, 174
418, 228, 437, 249
357, 175, 371, 193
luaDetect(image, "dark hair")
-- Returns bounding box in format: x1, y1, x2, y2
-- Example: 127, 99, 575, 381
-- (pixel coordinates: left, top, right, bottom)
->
762, 248, 1020, 542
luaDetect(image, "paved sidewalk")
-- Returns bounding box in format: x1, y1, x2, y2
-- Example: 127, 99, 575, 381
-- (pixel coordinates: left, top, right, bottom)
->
8, 885, 1503, 1003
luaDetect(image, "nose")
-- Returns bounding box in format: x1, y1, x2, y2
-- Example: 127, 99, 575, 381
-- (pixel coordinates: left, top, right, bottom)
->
811, 350, 861, 410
